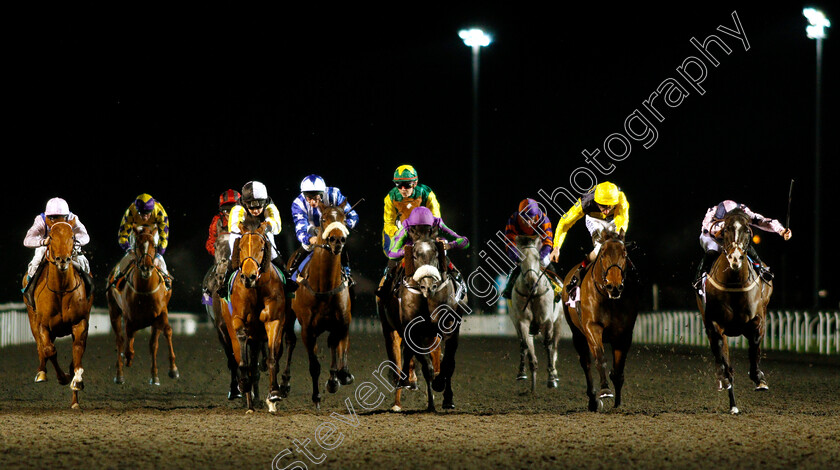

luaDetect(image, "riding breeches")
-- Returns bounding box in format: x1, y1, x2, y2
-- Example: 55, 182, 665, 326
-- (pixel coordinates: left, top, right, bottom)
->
585, 215, 617, 257
28, 246, 90, 277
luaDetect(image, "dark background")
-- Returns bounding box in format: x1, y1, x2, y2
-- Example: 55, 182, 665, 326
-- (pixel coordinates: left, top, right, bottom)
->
5, 4, 837, 314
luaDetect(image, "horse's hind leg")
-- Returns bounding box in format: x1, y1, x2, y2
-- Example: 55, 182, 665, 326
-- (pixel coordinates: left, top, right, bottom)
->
109, 304, 126, 384
279, 318, 295, 399
161, 317, 179, 379
748, 323, 768, 391
544, 324, 560, 389
610, 339, 632, 408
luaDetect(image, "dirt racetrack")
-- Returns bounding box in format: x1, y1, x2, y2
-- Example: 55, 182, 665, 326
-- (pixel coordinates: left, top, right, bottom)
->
1, 319, 838, 470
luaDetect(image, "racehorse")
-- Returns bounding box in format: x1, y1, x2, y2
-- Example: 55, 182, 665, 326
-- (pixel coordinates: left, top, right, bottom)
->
285, 203, 353, 409
561, 228, 639, 412
697, 208, 773, 414
381, 231, 467, 412
203, 227, 243, 400
107, 225, 178, 386
23, 218, 92, 409
508, 235, 563, 393
221, 220, 287, 413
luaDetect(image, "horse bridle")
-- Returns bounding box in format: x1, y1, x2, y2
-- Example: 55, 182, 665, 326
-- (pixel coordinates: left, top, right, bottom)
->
239, 231, 269, 281
43, 222, 83, 294
592, 242, 627, 297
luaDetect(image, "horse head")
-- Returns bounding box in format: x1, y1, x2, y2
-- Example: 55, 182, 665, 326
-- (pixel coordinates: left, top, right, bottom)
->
514, 235, 542, 290
722, 209, 752, 272
45, 218, 77, 273
410, 237, 445, 298
594, 228, 628, 300
237, 221, 269, 289
318, 202, 349, 256
134, 225, 158, 280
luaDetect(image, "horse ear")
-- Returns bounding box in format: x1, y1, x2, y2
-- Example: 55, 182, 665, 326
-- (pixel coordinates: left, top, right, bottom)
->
430, 226, 439, 240
619, 228, 625, 241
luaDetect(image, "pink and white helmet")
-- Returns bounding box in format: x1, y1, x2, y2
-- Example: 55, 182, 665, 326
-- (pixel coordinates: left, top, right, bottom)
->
45, 197, 70, 216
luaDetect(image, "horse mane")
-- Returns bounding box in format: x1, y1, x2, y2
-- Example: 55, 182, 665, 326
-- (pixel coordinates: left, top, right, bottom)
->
240, 213, 262, 232
724, 208, 750, 225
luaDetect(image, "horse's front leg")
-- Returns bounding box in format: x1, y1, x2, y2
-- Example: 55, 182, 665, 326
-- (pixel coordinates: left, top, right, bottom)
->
279, 314, 296, 399
571, 330, 598, 411
263, 317, 283, 413
301, 325, 322, 409
610, 336, 632, 409
436, 330, 459, 410
39, 325, 70, 385
415, 351, 436, 412
705, 320, 738, 413
335, 329, 354, 387
69, 318, 88, 409
582, 322, 612, 402
148, 323, 162, 386
160, 311, 179, 380
544, 321, 560, 389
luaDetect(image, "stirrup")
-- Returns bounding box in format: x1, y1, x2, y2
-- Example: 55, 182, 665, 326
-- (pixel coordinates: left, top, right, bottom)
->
758, 266, 774, 282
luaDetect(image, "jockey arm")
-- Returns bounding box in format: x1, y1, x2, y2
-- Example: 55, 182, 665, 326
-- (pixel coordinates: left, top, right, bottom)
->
291, 196, 313, 248
425, 190, 442, 217
437, 220, 469, 251
117, 208, 135, 251
383, 194, 401, 239
385, 225, 409, 259
551, 198, 585, 254
206, 214, 220, 256
154, 203, 170, 254
72, 215, 91, 246
332, 188, 359, 230
23, 215, 48, 248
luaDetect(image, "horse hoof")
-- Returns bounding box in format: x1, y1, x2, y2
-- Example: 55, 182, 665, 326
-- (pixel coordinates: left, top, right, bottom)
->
228, 390, 243, 400
246, 409, 254, 414
150, 377, 160, 386
268, 390, 282, 402
432, 376, 446, 393
390, 405, 403, 413
755, 382, 769, 391
730, 406, 740, 415
35, 372, 47, 383
599, 389, 614, 399
71, 403, 80, 410
114, 376, 125, 385
326, 379, 339, 394
71, 381, 84, 392
516, 374, 528, 381
547, 379, 558, 389
169, 369, 180, 379
442, 400, 455, 410
338, 371, 354, 386
267, 400, 278, 414
279, 384, 290, 399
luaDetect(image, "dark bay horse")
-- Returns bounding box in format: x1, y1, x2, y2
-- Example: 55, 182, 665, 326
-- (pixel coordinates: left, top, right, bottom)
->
24, 218, 92, 409
561, 228, 639, 412
380, 232, 467, 411
286, 203, 353, 409
221, 221, 287, 413
107, 226, 178, 386
697, 208, 773, 414
203, 228, 242, 400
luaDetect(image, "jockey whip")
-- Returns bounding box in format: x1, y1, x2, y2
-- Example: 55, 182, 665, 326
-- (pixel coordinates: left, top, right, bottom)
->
785, 179, 794, 229
349, 198, 365, 212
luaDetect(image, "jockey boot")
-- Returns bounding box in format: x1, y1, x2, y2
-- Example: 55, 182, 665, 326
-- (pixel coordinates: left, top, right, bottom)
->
79, 270, 94, 300
566, 260, 588, 290
693, 250, 719, 293
22, 260, 47, 309
746, 245, 774, 282
272, 255, 298, 293
375, 264, 395, 299
341, 249, 355, 288
501, 265, 521, 300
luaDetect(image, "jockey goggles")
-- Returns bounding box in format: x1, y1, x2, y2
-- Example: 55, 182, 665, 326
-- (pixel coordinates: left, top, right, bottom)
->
395, 181, 416, 189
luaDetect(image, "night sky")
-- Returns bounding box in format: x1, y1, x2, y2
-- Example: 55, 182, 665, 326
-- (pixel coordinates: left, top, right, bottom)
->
5, 4, 837, 314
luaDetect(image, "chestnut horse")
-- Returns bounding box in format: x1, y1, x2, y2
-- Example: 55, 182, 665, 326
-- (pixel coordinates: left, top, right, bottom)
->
561, 228, 639, 412
23, 218, 92, 409
380, 232, 467, 412
221, 221, 287, 413
285, 203, 353, 409
697, 208, 773, 414
107, 225, 178, 386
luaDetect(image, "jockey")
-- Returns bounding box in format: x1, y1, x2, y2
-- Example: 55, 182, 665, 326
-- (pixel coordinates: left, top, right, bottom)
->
206, 189, 240, 257
223, 180, 296, 296
377, 206, 468, 298
379, 164, 441, 295
114, 193, 171, 288
549, 181, 629, 288
693, 200, 792, 293
500, 198, 560, 300
22, 197, 93, 307
288, 174, 359, 283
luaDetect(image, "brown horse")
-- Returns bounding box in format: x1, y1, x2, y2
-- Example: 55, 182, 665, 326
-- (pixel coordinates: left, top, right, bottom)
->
561, 228, 639, 412
379, 231, 466, 412
697, 208, 773, 414
107, 225, 178, 386
285, 203, 353, 409
23, 218, 92, 409
221, 221, 287, 413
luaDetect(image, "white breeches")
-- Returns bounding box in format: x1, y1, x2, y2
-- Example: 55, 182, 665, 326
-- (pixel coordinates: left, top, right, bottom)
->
585, 216, 617, 256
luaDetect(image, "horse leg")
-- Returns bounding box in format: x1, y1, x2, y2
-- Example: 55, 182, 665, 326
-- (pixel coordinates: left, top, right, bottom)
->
544, 323, 560, 389
748, 322, 768, 391
514, 323, 529, 382
148, 324, 162, 386
279, 317, 296, 399
109, 304, 126, 384
415, 352, 436, 412
385, 330, 406, 411
705, 322, 738, 413
301, 327, 322, 409
610, 338, 632, 408
29, 310, 48, 383
571, 330, 599, 412
69, 319, 88, 409
335, 332, 354, 386
39, 325, 70, 385
125, 324, 137, 368
525, 331, 538, 394
161, 314, 179, 380
326, 332, 341, 394
439, 332, 459, 410
264, 319, 282, 409
583, 322, 612, 403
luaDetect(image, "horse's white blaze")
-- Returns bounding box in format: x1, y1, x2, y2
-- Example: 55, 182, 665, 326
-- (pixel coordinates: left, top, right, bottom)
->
321, 222, 349, 239
413, 265, 442, 282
